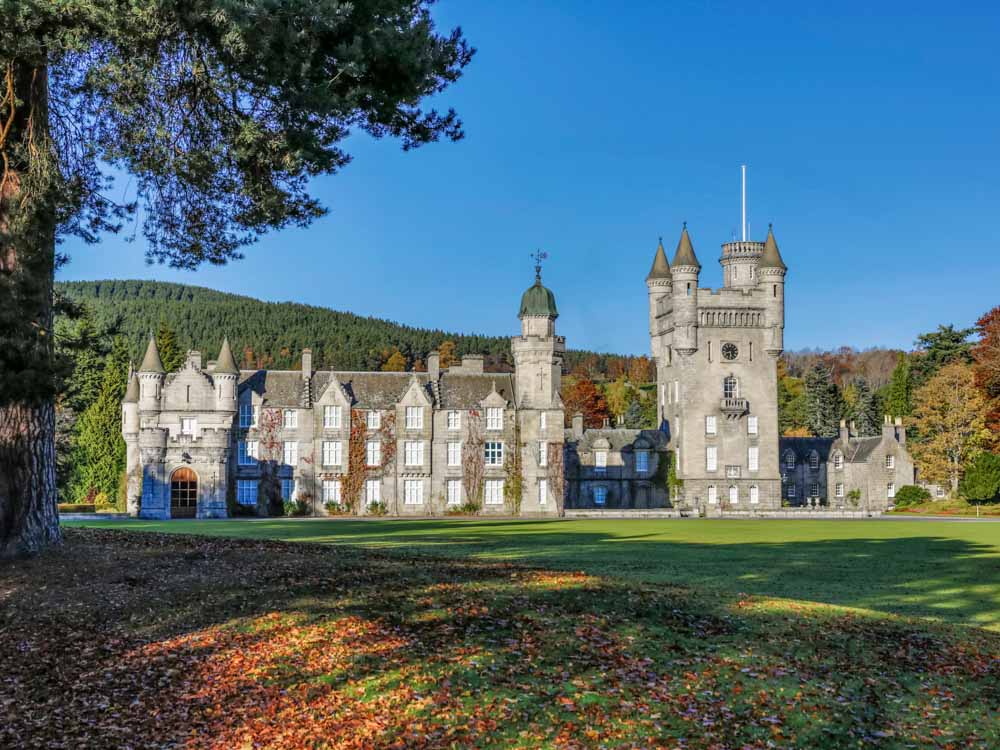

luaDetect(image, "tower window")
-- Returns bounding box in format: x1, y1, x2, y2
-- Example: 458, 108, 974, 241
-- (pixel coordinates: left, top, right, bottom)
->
686, 283, 691, 295
773, 285, 777, 297
723, 376, 738, 399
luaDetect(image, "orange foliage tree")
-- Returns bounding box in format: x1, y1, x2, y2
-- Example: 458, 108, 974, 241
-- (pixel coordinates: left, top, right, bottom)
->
973, 306, 1000, 442
562, 377, 609, 428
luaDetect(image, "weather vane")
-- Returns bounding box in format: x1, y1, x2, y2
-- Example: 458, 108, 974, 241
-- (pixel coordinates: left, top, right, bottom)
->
532, 249, 548, 282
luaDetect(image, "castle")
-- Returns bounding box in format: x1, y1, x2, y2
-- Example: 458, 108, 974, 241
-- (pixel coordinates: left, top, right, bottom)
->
122, 225, 914, 519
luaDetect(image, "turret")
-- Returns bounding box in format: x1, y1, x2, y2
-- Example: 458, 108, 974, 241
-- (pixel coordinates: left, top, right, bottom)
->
122, 368, 140, 434
720, 240, 764, 289
137, 335, 165, 412
758, 224, 787, 355
670, 225, 700, 354
213, 337, 240, 412
512, 257, 564, 407
645, 237, 672, 360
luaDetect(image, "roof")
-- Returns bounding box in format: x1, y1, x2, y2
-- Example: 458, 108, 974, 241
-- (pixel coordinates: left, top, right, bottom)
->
779, 437, 835, 462
239, 370, 307, 408
139, 336, 165, 373
758, 225, 787, 271
214, 338, 239, 375
839, 436, 883, 462
565, 428, 669, 452
519, 270, 558, 317
438, 373, 515, 409
123, 371, 139, 403
646, 238, 672, 281
671, 226, 701, 270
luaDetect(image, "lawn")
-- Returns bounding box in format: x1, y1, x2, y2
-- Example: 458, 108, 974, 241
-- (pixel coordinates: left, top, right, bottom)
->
3, 527, 998, 749
67, 517, 1000, 630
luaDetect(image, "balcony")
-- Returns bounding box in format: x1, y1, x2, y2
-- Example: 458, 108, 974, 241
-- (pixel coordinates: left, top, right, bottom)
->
721, 397, 749, 416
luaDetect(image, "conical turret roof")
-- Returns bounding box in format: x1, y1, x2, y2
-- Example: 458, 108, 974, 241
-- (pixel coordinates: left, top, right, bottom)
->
646, 238, 672, 281
758, 225, 787, 271
123, 370, 139, 403
139, 335, 165, 373
214, 337, 240, 375
671, 225, 701, 270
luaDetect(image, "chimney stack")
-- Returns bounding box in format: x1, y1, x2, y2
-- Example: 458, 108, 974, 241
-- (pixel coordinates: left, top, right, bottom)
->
427, 351, 440, 381
894, 416, 906, 445
301, 348, 313, 376
572, 413, 584, 439
839, 419, 849, 444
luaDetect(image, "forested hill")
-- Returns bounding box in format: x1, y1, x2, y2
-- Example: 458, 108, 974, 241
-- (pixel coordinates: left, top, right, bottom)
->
55, 279, 620, 373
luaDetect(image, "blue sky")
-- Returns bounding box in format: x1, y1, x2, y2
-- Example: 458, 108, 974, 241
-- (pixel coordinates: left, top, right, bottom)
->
59, 1, 1000, 355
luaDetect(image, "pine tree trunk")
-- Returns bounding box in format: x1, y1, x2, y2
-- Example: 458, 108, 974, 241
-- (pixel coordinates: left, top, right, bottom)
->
0, 61, 61, 558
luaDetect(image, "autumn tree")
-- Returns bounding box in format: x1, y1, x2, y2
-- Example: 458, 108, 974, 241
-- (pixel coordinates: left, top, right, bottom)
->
382, 349, 407, 372
438, 340, 457, 369
0, 1, 473, 557
563, 377, 609, 428
972, 305, 1000, 441
604, 375, 632, 420
628, 356, 655, 384
910, 362, 991, 493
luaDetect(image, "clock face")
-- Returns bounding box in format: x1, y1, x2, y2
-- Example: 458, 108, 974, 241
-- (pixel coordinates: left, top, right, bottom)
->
722, 343, 739, 361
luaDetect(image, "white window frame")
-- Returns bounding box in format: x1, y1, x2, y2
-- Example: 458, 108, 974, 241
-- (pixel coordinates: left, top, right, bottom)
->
887, 482, 896, 499
237, 480, 258, 505
539, 478, 548, 506
785, 452, 796, 470
447, 410, 461, 430
707, 485, 718, 505
539, 412, 547, 430
538, 441, 548, 467
835, 482, 845, 498
485, 441, 504, 467
595, 450, 607, 475
593, 486, 607, 506
706, 446, 718, 473
404, 479, 424, 505
322, 479, 341, 504
787, 484, 797, 499
404, 440, 424, 466
238, 440, 258, 466
283, 441, 298, 467
366, 439, 381, 467
810, 483, 819, 497
405, 406, 424, 430
283, 409, 298, 429
748, 446, 759, 472
322, 440, 342, 468
750, 484, 759, 504
239, 403, 258, 428
446, 479, 462, 505
747, 415, 758, 435
809, 451, 820, 470
486, 407, 503, 431
729, 485, 738, 504
723, 376, 738, 400
885, 455, 895, 469
323, 405, 342, 429
705, 415, 717, 435
366, 410, 381, 429
365, 479, 381, 504
484, 479, 504, 505
636, 450, 649, 473
447, 441, 462, 467
281, 478, 295, 501
834, 452, 844, 470
181, 417, 197, 436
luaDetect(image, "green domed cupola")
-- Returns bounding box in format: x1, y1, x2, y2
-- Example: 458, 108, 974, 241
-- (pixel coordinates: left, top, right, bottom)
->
519, 259, 558, 319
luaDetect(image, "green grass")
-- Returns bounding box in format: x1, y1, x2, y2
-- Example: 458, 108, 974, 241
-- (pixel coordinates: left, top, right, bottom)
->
66, 517, 1000, 631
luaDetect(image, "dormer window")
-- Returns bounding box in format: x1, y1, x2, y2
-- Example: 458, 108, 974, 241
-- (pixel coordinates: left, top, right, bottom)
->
833, 451, 843, 470
809, 451, 820, 470
486, 407, 503, 430
784, 451, 796, 470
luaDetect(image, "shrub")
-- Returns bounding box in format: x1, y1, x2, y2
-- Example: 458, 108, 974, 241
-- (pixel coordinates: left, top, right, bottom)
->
366, 501, 388, 516
232, 502, 257, 517
283, 500, 310, 517
959, 452, 1000, 504
894, 485, 932, 507
58, 504, 95, 513
324, 502, 350, 515
445, 501, 481, 516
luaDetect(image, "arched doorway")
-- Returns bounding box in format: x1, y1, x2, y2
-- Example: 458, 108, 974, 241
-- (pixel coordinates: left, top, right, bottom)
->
170, 467, 198, 518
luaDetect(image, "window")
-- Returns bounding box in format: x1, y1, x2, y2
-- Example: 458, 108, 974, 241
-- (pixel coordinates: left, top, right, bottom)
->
239, 403, 258, 428
750, 485, 759, 504
705, 415, 717, 435
809, 451, 819, 470
447, 479, 462, 505
674, 380, 680, 402
404, 479, 424, 505
484, 479, 504, 505
725, 465, 741, 478
447, 441, 461, 467
594, 487, 607, 506
835, 482, 845, 498
404, 440, 424, 466
447, 410, 461, 430
636, 450, 649, 473
706, 446, 718, 472
283, 441, 298, 466
238, 440, 258, 466
748, 446, 759, 472
595, 450, 607, 474
322, 440, 342, 467
323, 405, 342, 429
283, 410, 298, 429
729, 485, 738, 504
539, 479, 548, 506
322, 480, 341, 503
936, 486, 946, 498
181, 417, 197, 436
748, 416, 758, 435
405, 406, 424, 429
486, 407, 503, 430
810, 483, 819, 496
540, 412, 547, 430
281, 479, 295, 501
366, 439, 381, 467
885, 455, 895, 469
538, 441, 548, 467
723, 376, 738, 399
785, 451, 796, 470
887, 482, 896, 499
708, 340, 713, 362
707, 485, 718, 504
366, 410, 381, 429
485, 441, 504, 466
365, 479, 381, 504
833, 451, 843, 470
787, 484, 797, 499
237, 480, 258, 505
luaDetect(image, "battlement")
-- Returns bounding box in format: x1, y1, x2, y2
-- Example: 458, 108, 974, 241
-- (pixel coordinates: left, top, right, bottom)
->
720, 241, 764, 258
698, 287, 766, 303
167, 427, 231, 448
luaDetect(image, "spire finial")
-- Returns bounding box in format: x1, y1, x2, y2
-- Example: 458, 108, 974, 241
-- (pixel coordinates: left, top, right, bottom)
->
682, 221, 687, 229
531, 249, 548, 283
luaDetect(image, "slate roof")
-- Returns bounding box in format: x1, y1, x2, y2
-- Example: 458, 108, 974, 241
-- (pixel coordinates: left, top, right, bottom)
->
123, 371, 139, 403
758, 225, 787, 271
780, 435, 884, 464
437, 374, 515, 409
839, 436, 883, 462
646, 238, 672, 281
214, 338, 240, 375
339, 372, 431, 410
671, 226, 701, 270
565, 428, 669, 452
239, 370, 307, 408
139, 336, 165, 373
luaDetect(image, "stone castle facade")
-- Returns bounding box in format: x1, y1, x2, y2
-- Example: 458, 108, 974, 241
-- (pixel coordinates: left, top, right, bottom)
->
123, 223, 914, 519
